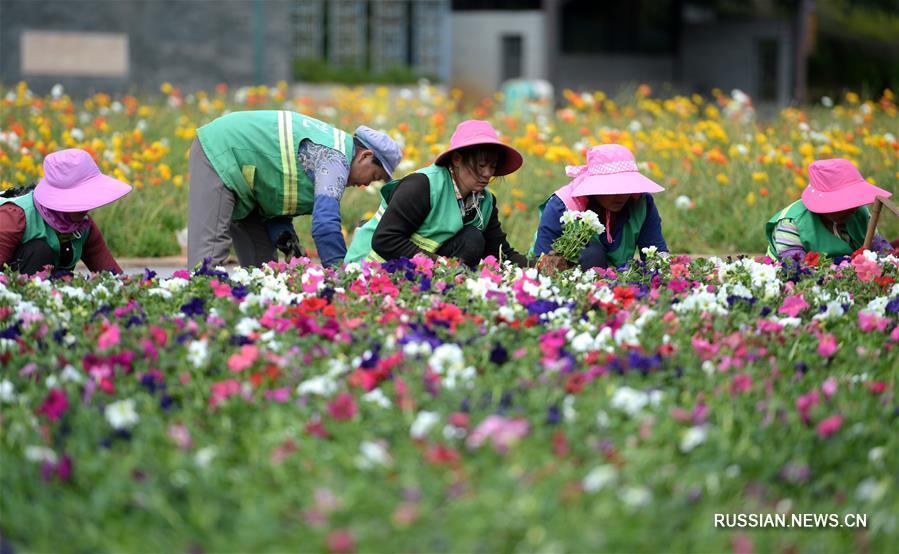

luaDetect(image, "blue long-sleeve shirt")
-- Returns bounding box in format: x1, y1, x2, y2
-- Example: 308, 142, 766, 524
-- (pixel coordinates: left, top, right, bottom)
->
264, 140, 351, 267
532, 193, 668, 259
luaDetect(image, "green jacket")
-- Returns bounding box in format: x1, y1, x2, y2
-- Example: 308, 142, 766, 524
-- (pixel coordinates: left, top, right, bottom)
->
765, 200, 869, 259
197, 110, 354, 220
0, 192, 90, 270
345, 164, 494, 263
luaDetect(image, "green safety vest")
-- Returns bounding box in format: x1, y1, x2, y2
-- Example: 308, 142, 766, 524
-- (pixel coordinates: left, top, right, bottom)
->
765, 200, 869, 259
530, 194, 647, 267
197, 110, 354, 220
345, 164, 494, 263
0, 192, 90, 271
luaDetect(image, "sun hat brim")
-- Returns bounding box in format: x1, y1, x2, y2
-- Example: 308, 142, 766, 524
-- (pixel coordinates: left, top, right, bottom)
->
801, 178, 891, 213
570, 171, 664, 197
34, 172, 132, 212
434, 136, 523, 177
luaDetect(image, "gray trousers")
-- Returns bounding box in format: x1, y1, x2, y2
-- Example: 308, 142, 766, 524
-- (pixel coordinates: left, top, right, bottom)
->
187, 138, 277, 268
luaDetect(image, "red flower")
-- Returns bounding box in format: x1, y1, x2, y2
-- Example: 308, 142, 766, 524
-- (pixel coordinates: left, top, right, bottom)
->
804, 251, 820, 267
327, 393, 357, 421
305, 417, 330, 439
326, 529, 355, 554
867, 381, 887, 394
425, 444, 461, 467
37, 388, 69, 421
565, 373, 588, 394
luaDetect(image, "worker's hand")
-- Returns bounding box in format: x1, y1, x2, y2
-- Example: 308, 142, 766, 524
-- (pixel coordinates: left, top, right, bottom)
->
536, 251, 571, 274
275, 230, 305, 260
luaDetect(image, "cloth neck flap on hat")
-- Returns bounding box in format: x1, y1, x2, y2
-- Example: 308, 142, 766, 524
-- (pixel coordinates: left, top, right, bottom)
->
33, 196, 90, 234
553, 182, 588, 212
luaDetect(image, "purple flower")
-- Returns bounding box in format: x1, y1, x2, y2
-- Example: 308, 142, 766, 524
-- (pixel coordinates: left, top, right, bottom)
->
231, 284, 249, 299
545, 405, 561, 426
489, 343, 508, 365
527, 300, 559, 317
180, 297, 205, 317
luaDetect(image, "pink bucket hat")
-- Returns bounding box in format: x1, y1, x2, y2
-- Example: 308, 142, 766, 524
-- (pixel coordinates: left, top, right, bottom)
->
801, 158, 891, 214
434, 120, 523, 176
34, 149, 132, 212
567, 144, 664, 197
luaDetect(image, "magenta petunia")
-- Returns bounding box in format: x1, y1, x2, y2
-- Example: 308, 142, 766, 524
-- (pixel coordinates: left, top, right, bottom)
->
778, 294, 809, 317
817, 333, 838, 358
37, 388, 69, 422
816, 414, 843, 438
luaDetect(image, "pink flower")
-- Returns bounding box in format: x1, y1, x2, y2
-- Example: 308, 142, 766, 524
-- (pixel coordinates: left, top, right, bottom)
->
168, 424, 193, 450
37, 388, 69, 421
795, 390, 820, 423
858, 311, 889, 333
264, 387, 291, 403
326, 529, 355, 554
821, 377, 838, 399
778, 294, 809, 317
328, 393, 357, 421
730, 373, 753, 394
851, 253, 882, 282
816, 414, 842, 438
172, 269, 191, 280
466, 415, 530, 452
817, 333, 838, 358
97, 323, 120, 350
227, 344, 259, 373
209, 279, 232, 298
209, 379, 241, 407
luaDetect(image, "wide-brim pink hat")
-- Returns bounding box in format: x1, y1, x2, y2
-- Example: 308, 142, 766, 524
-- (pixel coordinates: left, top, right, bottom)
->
567, 144, 664, 197
434, 119, 523, 176
801, 158, 891, 213
34, 148, 132, 212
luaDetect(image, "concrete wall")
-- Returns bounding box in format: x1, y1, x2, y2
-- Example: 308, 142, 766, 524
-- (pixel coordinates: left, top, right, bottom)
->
0, 0, 294, 96
451, 10, 546, 98
552, 54, 677, 94
681, 20, 794, 105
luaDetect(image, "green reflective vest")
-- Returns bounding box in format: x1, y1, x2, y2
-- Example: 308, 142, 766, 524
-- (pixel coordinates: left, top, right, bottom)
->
345, 164, 494, 263
0, 192, 90, 270
197, 110, 354, 220
765, 200, 869, 259
529, 194, 647, 267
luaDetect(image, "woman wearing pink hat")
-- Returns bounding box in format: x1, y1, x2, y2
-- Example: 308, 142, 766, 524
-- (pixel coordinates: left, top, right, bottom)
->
532, 144, 668, 269
766, 158, 893, 261
345, 119, 529, 267
0, 149, 131, 274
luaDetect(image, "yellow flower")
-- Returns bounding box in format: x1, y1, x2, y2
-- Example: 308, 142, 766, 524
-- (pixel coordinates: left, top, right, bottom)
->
716, 173, 729, 185
752, 172, 769, 182
173, 175, 184, 187
745, 192, 756, 206
160, 82, 173, 95
845, 92, 859, 104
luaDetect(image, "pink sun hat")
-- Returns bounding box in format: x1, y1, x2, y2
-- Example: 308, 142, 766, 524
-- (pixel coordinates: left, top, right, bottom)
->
434, 120, 523, 176
34, 149, 132, 212
801, 158, 891, 214
567, 144, 664, 197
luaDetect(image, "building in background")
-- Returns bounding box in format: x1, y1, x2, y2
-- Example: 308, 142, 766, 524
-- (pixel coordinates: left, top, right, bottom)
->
2, 0, 877, 107
452, 0, 806, 106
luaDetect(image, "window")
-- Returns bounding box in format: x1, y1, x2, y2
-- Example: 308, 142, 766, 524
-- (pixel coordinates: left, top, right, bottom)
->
560, 0, 677, 55
501, 34, 524, 82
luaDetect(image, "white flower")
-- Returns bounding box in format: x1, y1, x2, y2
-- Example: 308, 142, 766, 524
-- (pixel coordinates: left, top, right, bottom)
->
596, 410, 610, 429
296, 375, 337, 397
60, 364, 83, 383
680, 426, 707, 453
619, 486, 653, 507
674, 195, 692, 210
868, 446, 885, 464
583, 465, 617, 493
187, 339, 209, 369
235, 317, 260, 336
610, 387, 662, 417
195, 446, 217, 467
105, 398, 139, 429
410, 411, 440, 439
855, 478, 888, 503
821, 96, 833, 108
0, 380, 15, 402
51, 84, 65, 98
25, 446, 57, 463
428, 343, 465, 375
356, 441, 392, 469
362, 388, 392, 408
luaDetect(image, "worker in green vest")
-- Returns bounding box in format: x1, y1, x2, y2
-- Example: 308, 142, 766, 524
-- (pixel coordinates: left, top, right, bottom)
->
0, 149, 131, 274
188, 110, 402, 268
345, 120, 529, 268
766, 158, 893, 261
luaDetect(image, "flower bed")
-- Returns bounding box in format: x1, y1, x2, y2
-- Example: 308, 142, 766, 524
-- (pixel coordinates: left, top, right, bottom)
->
1, 251, 897, 552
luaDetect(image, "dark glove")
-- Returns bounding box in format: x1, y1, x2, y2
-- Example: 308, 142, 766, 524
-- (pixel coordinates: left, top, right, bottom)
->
275, 230, 305, 260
